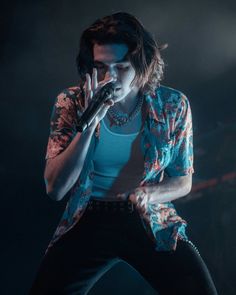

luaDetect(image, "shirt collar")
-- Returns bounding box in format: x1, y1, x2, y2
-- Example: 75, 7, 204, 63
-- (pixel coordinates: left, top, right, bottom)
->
144, 87, 166, 123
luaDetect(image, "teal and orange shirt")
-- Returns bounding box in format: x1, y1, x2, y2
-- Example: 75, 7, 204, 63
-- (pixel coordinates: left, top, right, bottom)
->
44, 84, 194, 255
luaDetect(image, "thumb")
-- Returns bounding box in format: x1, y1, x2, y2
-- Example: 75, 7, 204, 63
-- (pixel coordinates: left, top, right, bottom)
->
128, 193, 137, 204
104, 99, 114, 106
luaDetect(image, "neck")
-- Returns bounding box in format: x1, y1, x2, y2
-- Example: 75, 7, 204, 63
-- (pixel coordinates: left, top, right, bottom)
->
114, 88, 141, 114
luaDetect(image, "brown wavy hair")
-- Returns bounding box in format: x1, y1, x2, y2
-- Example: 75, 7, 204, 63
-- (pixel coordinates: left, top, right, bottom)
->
76, 12, 168, 95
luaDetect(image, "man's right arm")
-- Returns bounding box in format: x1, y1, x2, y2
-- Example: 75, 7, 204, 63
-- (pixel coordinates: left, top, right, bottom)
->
44, 121, 97, 202
44, 69, 114, 201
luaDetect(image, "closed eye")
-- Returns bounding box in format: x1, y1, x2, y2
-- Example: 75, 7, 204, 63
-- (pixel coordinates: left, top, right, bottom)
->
95, 64, 106, 69
116, 65, 130, 70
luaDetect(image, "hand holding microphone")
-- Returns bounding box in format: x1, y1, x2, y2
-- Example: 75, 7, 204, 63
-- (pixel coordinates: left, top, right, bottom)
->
77, 68, 115, 132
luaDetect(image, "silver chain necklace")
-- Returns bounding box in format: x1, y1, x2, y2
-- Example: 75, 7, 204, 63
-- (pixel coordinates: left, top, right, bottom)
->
108, 95, 144, 126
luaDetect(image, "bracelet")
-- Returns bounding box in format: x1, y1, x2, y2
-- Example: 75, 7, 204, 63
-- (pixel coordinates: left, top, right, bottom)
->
136, 188, 148, 205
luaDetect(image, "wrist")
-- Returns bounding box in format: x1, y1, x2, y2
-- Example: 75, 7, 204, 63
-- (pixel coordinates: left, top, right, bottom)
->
86, 121, 97, 133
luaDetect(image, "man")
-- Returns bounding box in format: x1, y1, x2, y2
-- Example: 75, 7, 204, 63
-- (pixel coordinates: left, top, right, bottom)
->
29, 12, 218, 294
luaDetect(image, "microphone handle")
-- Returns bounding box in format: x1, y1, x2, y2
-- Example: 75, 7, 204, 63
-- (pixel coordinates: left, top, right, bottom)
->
76, 82, 114, 132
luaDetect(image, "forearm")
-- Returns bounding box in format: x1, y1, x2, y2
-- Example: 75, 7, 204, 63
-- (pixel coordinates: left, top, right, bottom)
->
44, 123, 97, 201
141, 174, 192, 204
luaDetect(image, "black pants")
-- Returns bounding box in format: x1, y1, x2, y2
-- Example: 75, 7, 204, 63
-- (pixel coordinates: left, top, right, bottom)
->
29, 200, 218, 295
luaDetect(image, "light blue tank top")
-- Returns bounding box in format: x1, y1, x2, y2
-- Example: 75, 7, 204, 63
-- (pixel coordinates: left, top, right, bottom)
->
91, 119, 144, 200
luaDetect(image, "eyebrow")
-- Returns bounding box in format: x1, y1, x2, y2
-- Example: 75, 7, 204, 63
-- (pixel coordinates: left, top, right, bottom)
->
93, 56, 129, 65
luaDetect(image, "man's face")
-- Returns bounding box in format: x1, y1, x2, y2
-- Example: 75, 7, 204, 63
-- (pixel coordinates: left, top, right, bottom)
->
93, 43, 139, 102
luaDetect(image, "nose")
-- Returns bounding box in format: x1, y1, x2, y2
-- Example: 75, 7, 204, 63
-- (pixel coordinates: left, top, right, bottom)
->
104, 66, 118, 81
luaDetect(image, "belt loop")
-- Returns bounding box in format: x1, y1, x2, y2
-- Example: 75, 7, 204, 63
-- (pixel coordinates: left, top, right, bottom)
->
128, 200, 134, 212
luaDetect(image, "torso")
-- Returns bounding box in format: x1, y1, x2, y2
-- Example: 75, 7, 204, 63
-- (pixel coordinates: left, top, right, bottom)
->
90, 99, 147, 202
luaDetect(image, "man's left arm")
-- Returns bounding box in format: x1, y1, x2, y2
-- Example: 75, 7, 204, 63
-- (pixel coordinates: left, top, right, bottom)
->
131, 174, 192, 205
127, 93, 194, 209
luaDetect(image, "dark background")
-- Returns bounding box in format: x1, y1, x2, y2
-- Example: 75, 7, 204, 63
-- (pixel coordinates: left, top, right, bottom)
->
1, 0, 236, 294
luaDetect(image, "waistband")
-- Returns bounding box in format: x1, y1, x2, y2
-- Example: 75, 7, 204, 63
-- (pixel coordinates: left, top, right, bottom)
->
87, 198, 135, 213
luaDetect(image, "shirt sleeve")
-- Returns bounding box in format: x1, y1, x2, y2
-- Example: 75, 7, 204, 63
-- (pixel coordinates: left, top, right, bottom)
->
165, 93, 194, 176
45, 89, 81, 160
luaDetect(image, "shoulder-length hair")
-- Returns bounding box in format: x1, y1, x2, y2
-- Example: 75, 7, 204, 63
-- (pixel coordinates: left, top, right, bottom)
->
76, 12, 168, 96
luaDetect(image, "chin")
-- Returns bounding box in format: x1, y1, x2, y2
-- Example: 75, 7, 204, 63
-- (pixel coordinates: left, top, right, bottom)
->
113, 96, 124, 103
113, 90, 125, 102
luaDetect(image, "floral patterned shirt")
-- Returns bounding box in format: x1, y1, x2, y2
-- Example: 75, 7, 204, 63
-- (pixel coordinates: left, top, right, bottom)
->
44, 84, 194, 255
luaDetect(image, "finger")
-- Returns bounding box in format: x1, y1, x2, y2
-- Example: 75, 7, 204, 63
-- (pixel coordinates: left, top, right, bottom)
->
86, 74, 91, 93
140, 198, 146, 208
86, 73, 93, 102
139, 205, 147, 215
128, 193, 137, 204
86, 73, 91, 91
104, 99, 114, 106
101, 100, 115, 113
97, 76, 115, 90
143, 212, 150, 222
91, 68, 98, 91
84, 78, 88, 109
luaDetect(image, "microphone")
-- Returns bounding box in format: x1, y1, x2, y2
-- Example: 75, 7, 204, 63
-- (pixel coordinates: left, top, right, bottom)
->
76, 82, 115, 132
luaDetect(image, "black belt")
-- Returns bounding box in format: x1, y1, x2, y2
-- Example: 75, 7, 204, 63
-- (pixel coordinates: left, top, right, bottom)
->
87, 199, 135, 213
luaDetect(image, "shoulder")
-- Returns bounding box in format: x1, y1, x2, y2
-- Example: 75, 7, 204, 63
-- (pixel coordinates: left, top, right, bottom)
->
56, 85, 83, 101
157, 84, 189, 105
156, 84, 191, 116
54, 85, 84, 113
